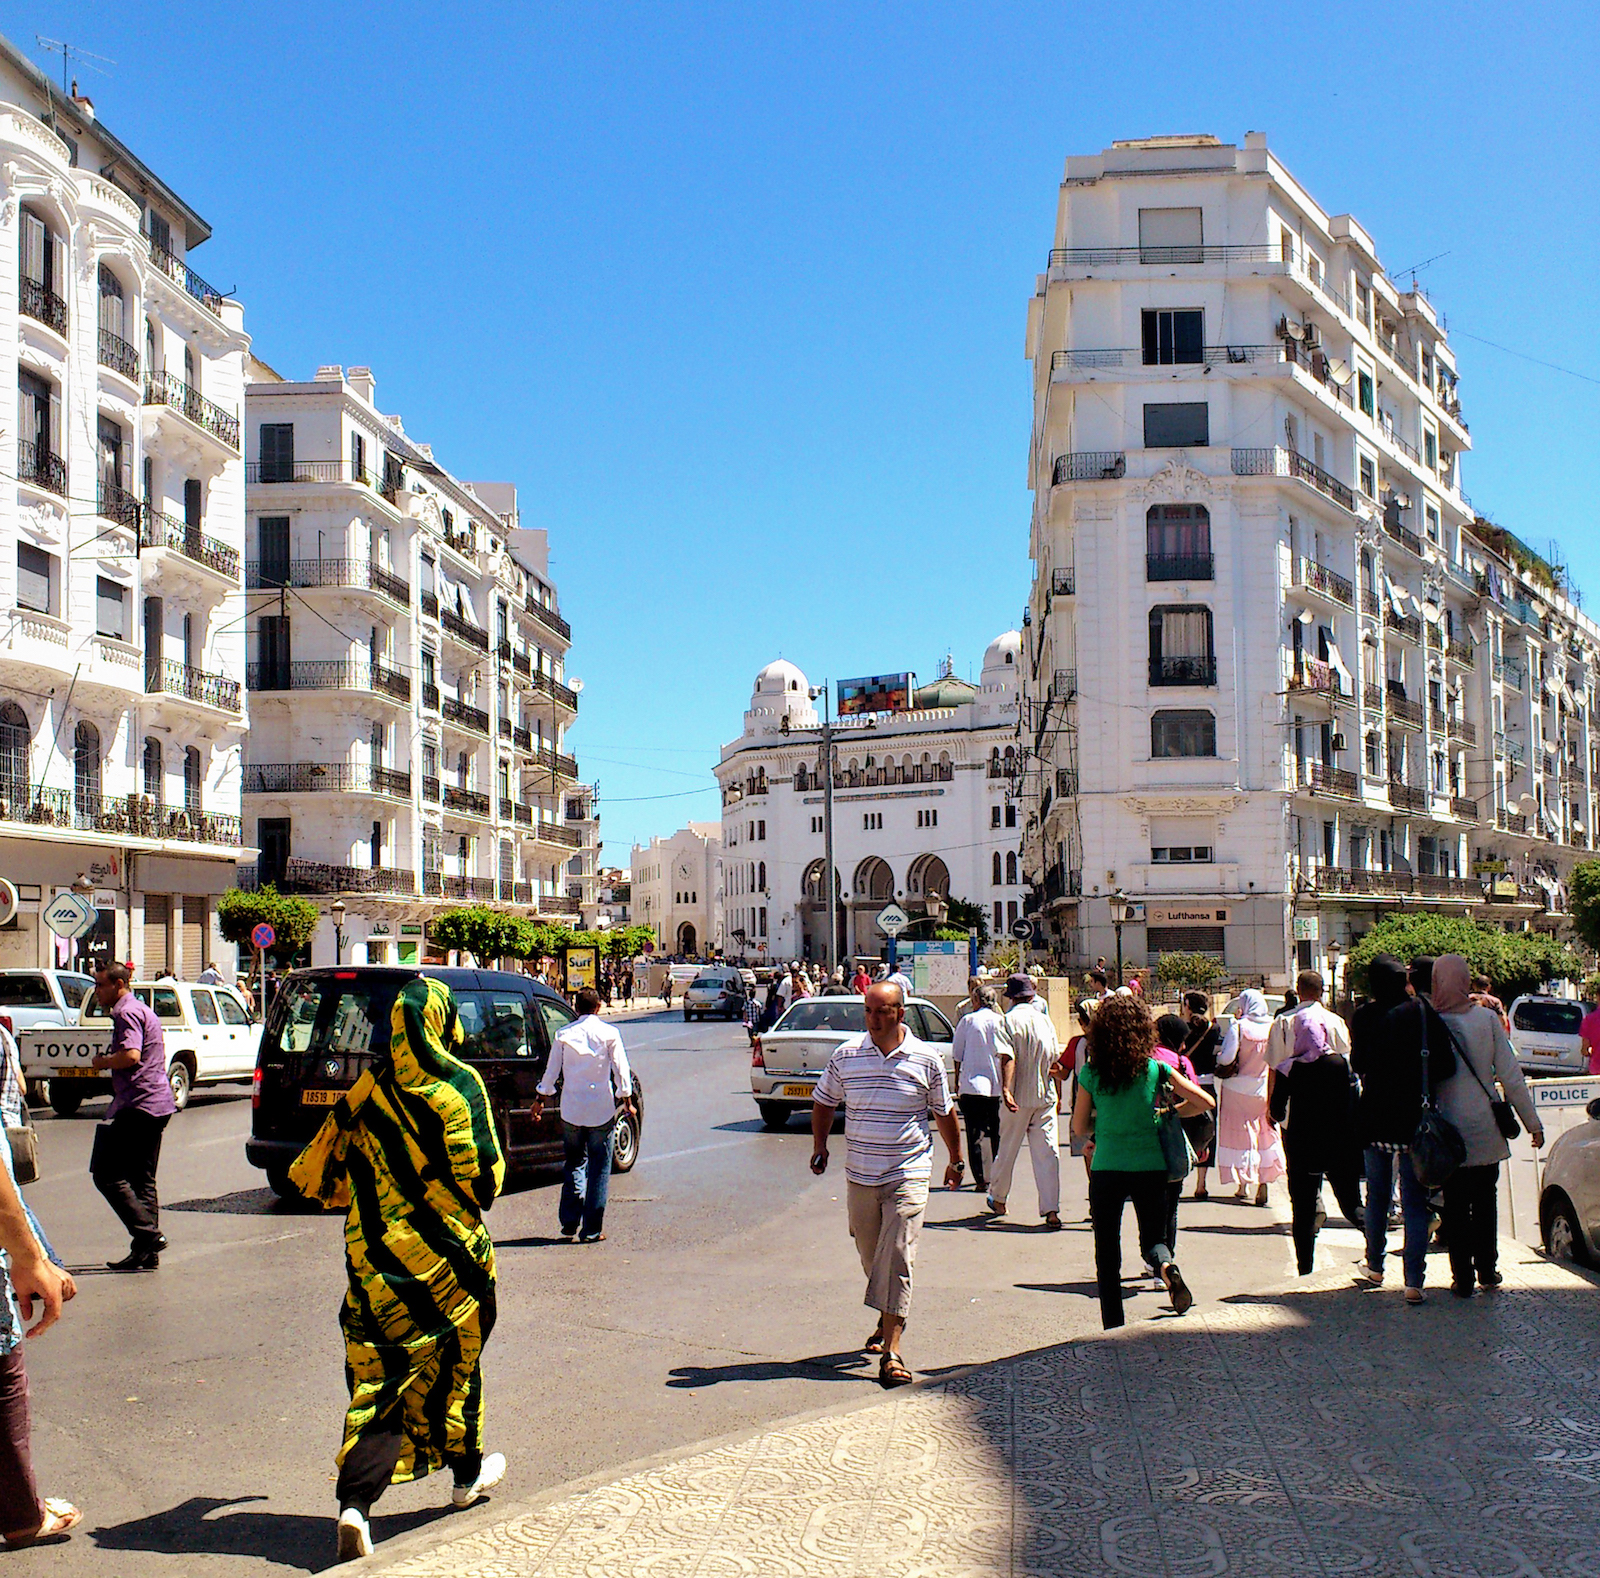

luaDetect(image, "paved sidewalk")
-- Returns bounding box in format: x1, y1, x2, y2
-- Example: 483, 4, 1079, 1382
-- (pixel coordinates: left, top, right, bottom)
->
372, 1240, 1598, 1577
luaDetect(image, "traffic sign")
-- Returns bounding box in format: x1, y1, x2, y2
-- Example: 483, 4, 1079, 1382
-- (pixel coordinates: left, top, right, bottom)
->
0, 879, 16, 929
43, 891, 97, 941
1009, 917, 1034, 940
251, 923, 276, 951
875, 902, 910, 937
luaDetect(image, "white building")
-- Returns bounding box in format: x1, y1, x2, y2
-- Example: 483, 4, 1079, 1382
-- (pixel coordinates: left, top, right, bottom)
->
1021, 132, 1590, 983
630, 823, 722, 957
712, 644, 1023, 964
240, 363, 589, 965
0, 45, 250, 976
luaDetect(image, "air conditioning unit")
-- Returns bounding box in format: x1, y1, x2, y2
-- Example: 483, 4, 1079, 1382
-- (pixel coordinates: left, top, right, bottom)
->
1331, 734, 1347, 752
1304, 323, 1322, 349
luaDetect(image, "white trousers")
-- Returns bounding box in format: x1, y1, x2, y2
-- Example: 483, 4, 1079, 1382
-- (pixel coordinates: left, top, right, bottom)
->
989, 1100, 1060, 1215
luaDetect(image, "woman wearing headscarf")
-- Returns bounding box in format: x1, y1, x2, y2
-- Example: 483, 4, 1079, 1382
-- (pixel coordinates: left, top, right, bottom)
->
289, 978, 507, 1563
1351, 954, 1453, 1303
1212, 990, 1286, 1205
1430, 955, 1543, 1296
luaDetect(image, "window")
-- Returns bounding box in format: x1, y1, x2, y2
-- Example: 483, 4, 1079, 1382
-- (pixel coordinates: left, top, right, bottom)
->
1141, 309, 1203, 365
191, 991, 219, 1026
0, 703, 30, 800
143, 738, 162, 802
992, 851, 1003, 885
351, 431, 366, 482
100, 265, 129, 340
916, 808, 939, 828
759, 907, 767, 938
862, 811, 882, 831
1138, 206, 1202, 263
1146, 504, 1212, 579
257, 516, 290, 584
16, 544, 54, 615
257, 614, 290, 688
1355, 282, 1372, 328
1151, 844, 1215, 863
1005, 804, 1017, 828
19, 207, 64, 327
1006, 851, 1018, 885
1358, 455, 1376, 499
757, 820, 765, 840
994, 900, 1003, 932
184, 747, 202, 811
74, 721, 101, 813
96, 576, 127, 640
184, 478, 202, 529
1149, 607, 1215, 686
990, 805, 1001, 828
758, 861, 766, 890
1423, 428, 1438, 470
259, 423, 295, 483
1143, 402, 1209, 448
1425, 505, 1441, 544
1358, 370, 1375, 417
18, 368, 61, 478
1151, 709, 1217, 756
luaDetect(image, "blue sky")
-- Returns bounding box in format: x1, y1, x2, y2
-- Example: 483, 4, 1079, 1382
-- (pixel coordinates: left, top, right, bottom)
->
31, 1, 1598, 861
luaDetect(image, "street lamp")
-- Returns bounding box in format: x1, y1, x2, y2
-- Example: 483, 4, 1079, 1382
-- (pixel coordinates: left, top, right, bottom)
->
1326, 938, 1342, 1006
1110, 889, 1129, 989
331, 898, 347, 967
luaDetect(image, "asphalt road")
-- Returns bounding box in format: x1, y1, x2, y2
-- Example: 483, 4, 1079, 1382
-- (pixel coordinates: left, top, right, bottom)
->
11, 1009, 1328, 1575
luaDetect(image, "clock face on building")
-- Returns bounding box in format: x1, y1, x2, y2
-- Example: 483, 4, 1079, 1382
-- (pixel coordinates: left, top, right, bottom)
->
678, 862, 691, 878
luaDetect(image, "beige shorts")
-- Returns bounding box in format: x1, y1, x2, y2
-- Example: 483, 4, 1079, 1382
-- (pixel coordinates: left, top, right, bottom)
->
847, 1177, 929, 1318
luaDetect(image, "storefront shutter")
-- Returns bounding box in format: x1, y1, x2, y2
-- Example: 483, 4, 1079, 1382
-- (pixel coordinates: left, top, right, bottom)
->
143, 895, 170, 977
181, 897, 205, 976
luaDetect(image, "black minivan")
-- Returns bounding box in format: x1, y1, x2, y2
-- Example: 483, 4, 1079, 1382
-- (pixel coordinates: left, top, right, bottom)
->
246, 966, 643, 1200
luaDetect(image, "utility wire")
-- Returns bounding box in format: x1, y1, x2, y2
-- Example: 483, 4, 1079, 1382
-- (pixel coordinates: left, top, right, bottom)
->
1450, 331, 1600, 388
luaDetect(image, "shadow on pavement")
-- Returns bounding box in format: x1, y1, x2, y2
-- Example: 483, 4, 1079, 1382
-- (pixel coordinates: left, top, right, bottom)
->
1180, 1220, 1292, 1236
89, 1494, 456, 1573
667, 1350, 878, 1388
711, 1118, 770, 1134
493, 1233, 576, 1249
165, 1188, 320, 1216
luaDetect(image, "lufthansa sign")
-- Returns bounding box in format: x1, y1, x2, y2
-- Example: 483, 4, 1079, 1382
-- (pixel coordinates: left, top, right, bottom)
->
1147, 904, 1229, 925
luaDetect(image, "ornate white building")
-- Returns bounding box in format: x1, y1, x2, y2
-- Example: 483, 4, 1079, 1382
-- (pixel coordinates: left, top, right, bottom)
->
0, 44, 250, 975
713, 641, 1024, 964
1020, 133, 1589, 983
240, 363, 593, 965
630, 823, 722, 957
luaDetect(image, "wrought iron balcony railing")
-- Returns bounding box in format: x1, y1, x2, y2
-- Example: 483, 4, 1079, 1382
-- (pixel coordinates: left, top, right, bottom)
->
0, 783, 241, 845
1049, 243, 1277, 268
523, 594, 571, 641
138, 507, 241, 580
245, 558, 409, 606
1150, 655, 1217, 687
148, 240, 226, 316
1303, 763, 1359, 798
440, 606, 490, 652
442, 785, 491, 817
145, 370, 240, 450
17, 440, 65, 496
244, 763, 412, 798
440, 695, 490, 736
19, 276, 66, 334
246, 659, 408, 702
146, 657, 241, 712
1231, 446, 1356, 512
1052, 451, 1125, 484
246, 458, 402, 503
1387, 781, 1428, 812
98, 480, 141, 530
1147, 552, 1214, 582
97, 328, 140, 380
1293, 557, 1354, 607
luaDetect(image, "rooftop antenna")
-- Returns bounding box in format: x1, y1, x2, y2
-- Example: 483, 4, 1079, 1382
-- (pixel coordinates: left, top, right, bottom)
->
35, 36, 116, 95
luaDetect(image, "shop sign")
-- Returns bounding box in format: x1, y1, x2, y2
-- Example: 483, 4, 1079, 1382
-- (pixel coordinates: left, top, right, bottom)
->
1293, 916, 1319, 941
1148, 904, 1228, 926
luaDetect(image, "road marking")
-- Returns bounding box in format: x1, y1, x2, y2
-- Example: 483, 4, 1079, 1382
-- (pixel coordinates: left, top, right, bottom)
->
641, 1136, 764, 1166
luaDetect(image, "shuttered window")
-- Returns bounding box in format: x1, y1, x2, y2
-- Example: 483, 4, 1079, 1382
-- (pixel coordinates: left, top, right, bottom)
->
258, 516, 290, 583
258, 423, 295, 482
96, 577, 127, 641
182, 896, 205, 975
143, 895, 171, 977
99, 265, 126, 338
1138, 207, 1203, 262
1147, 925, 1224, 955
16, 545, 52, 614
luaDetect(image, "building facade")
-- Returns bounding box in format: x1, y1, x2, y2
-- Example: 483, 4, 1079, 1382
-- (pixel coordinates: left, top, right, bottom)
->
712, 643, 1024, 965
1020, 132, 1588, 984
0, 45, 250, 976
630, 823, 722, 956
240, 364, 585, 965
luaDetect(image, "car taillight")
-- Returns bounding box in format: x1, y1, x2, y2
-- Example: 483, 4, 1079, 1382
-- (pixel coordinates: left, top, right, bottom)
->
751, 1038, 764, 1069
0, 1015, 11, 1037
251, 1067, 263, 1109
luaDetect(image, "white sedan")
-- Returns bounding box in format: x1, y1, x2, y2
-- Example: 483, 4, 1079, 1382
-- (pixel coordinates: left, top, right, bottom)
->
1541, 1093, 1600, 1266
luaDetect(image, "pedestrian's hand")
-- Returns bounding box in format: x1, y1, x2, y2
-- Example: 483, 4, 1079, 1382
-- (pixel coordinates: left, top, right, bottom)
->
809, 1149, 828, 1175
1002, 1091, 1018, 1112
943, 1160, 964, 1190
1530, 1126, 1545, 1149
58, 1271, 76, 1303
13, 1255, 66, 1337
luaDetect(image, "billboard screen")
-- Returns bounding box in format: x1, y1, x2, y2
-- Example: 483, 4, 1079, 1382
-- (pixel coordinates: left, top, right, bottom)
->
837, 673, 914, 716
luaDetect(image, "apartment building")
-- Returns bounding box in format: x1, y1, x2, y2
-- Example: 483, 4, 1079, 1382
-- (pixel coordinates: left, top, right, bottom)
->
711, 641, 1023, 964
0, 42, 249, 975
631, 823, 723, 957
1020, 133, 1585, 983
240, 364, 585, 965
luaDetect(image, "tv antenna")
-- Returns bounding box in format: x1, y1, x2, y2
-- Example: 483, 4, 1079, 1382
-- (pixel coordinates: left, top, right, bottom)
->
35, 36, 116, 95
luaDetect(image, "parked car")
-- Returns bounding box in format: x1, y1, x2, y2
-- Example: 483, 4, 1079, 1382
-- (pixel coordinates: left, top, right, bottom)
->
1540, 1094, 1600, 1266
1508, 995, 1590, 1077
17, 980, 261, 1116
683, 968, 747, 1022
750, 994, 955, 1129
0, 968, 96, 1035
246, 966, 643, 1201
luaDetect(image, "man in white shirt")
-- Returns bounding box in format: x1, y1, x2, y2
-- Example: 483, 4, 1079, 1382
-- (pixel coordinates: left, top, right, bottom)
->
886, 963, 913, 999
951, 982, 1005, 1191
532, 988, 635, 1243
986, 975, 1063, 1229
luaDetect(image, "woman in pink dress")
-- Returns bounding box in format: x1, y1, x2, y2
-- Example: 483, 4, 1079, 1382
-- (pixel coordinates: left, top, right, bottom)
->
1213, 990, 1287, 1205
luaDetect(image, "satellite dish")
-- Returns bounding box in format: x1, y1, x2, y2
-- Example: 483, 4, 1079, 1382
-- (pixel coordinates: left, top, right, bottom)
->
569, 678, 584, 693
1325, 357, 1352, 384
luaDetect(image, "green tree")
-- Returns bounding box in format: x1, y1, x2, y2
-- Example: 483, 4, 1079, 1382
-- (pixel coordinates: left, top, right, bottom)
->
1154, 951, 1226, 991
1344, 913, 1581, 1002
1568, 860, 1600, 952
428, 907, 539, 965
217, 885, 320, 966
944, 897, 990, 948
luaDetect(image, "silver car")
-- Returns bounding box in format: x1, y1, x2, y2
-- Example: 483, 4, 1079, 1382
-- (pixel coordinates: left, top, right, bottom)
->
682, 968, 748, 1022
1508, 996, 1589, 1077
750, 995, 955, 1130
1540, 1094, 1600, 1266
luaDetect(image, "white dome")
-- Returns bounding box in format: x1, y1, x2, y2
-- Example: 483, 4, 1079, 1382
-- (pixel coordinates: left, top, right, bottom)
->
981, 631, 1022, 674
753, 658, 810, 698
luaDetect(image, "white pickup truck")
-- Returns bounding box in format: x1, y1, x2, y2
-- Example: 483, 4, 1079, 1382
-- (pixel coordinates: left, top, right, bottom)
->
17, 981, 262, 1117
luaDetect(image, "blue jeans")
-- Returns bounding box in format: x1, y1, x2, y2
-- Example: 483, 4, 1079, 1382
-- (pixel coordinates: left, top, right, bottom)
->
560, 1119, 616, 1238
1363, 1147, 1430, 1289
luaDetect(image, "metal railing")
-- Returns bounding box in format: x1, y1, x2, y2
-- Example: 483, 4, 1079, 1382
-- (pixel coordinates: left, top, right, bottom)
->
1055, 767, 1079, 796
1052, 343, 1280, 371
440, 695, 490, 735
97, 480, 141, 530
525, 669, 579, 710
422, 775, 441, 803
535, 822, 582, 848
1387, 781, 1428, 812
1052, 451, 1125, 484
512, 725, 532, 751
498, 717, 513, 740
1230, 446, 1356, 511
1496, 809, 1529, 834
1303, 763, 1358, 798
1051, 568, 1075, 597
245, 458, 401, 503
1280, 338, 1355, 409
530, 746, 580, 778
0, 784, 240, 845
1049, 243, 1278, 268
1051, 668, 1077, 702
1364, 682, 1386, 713
422, 682, 440, 712
98, 328, 139, 379
524, 594, 571, 641
1147, 552, 1214, 582
244, 763, 411, 798
1289, 658, 1344, 698
19, 276, 66, 334
1446, 638, 1475, 669
1384, 608, 1422, 643
1388, 693, 1424, 727
1150, 655, 1217, 686
512, 648, 532, 676
440, 607, 490, 652
1292, 557, 1354, 607
539, 894, 582, 916
1313, 867, 1482, 900
148, 240, 226, 316
1493, 657, 1525, 690
246, 659, 409, 702
1383, 516, 1424, 556
438, 874, 498, 903
1450, 796, 1480, 821
1451, 717, 1478, 745
145, 370, 240, 450
245, 558, 409, 605
147, 657, 241, 712
419, 589, 439, 620
17, 440, 65, 496
442, 785, 491, 817
140, 508, 241, 579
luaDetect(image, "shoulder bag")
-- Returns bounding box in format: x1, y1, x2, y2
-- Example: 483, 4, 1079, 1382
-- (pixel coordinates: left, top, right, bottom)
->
1154, 1064, 1196, 1183
1409, 1003, 1466, 1187
1442, 1021, 1521, 1141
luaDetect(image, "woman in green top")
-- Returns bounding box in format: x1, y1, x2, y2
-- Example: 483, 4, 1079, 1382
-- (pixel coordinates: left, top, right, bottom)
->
1072, 995, 1213, 1328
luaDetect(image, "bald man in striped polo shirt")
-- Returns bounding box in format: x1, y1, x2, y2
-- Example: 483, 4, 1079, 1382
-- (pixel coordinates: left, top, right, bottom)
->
810, 981, 963, 1387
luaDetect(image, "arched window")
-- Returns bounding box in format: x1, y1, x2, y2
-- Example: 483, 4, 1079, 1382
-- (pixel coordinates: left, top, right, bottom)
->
1149, 605, 1216, 685
992, 851, 1003, 886
0, 702, 28, 801
145, 319, 157, 373
1145, 504, 1213, 580
853, 857, 894, 901
74, 722, 101, 817
1150, 710, 1217, 758
184, 746, 202, 810
184, 343, 198, 391
758, 861, 766, 891
1006, 851, 1018, 885
142, 737, 162, 802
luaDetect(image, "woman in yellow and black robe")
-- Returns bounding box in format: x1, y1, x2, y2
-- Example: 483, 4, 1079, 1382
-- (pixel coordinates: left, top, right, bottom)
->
289, 977, 505, 1552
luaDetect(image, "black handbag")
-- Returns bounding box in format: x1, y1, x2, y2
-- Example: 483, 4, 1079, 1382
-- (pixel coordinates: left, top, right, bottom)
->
1409, 1004, 1466, 1187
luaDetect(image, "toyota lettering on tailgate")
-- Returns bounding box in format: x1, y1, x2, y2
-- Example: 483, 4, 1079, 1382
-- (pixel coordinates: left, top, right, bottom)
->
21, 1036, 103, 1065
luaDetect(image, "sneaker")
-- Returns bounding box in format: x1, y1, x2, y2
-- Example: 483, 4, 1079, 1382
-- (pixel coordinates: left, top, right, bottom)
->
1353, 1262, 1384, 1285
336, 1508, 373, 1561
1479, 1269, 1503, 1289
1450, 1282, 1475, 1299
1404, 1286, 1427, 1306
1162, 1261, 1194, 1315
452, 1452, 507, 1508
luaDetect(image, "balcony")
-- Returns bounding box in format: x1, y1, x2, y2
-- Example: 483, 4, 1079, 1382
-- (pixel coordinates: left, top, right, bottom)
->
440, 606, 490, 653
1049, 243, 1277, 268
1446, 638, 1474, 669
1496, 809, 1530, 834
245, 558, 409, 606
1313, 867, 1478, 901
498, 717, 513, 741
525, 669, 580, 711
1147, 552, 1214, 582
1429, 707, 1446, 734
440, 695, 490, 736
529, 746, 580, 779
438, 874, 498, 904
1384, 608, 1422, 644
19, 276, 67, 335
539, 894, 582, 917
1051, 343, 1280, 371
1493, 657, 1525, 690
146, 657, 241, 713
1040, 863, 1082, 904
1389, 693, 1424, 728
1051, 568, 1075, 597
0, 785, 241, 846
1450, 796, 1480, 822
523, 595, 571, 642
513, 801, 533, 826
1280, 339, 1355, 410
1231, 447, 1356, 513
442, 785, 491, 817
443, 527, 476, 559
148, 240, 226, 317
1151, 655, 1216, 687
1303, 763, 1358, 799
422, 682, 440, 712
97, 480, 141, 531
1289, 658, 1344, 699
244, 763, 412, 799
512, 648, 532, 676
144, 370, 240, 451
98, 328, 140, 381
1382, 515, 1424, 558
140, 508, 241, 581
535, 822, 582, 848
1292, 557, 1354, 607
422, 775, 441, 803
244, 459, 401, 505
17, 440, 65, 497
246, 659, 409, 703
1052, 451, 1125, 485
1571, 830, 1590, 850
1450, 717, 1478, 746
1364, 682, 1386, 713
1387, 781, 1428, 813
419, 589, 439, 620
512, 725, 532, 751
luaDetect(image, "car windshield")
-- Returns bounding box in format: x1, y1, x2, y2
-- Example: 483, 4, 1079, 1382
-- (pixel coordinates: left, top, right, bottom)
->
1513, 1000, 1585, 1035
777, 1001, 866, 1033
692, 973, 732, 988
0, 975, 51, 1007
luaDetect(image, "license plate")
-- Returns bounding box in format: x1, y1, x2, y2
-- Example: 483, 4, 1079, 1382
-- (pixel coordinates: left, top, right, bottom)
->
53, 1068, 97, 1078
301, 1089, 343, 1106
782, 1083, 814, 1098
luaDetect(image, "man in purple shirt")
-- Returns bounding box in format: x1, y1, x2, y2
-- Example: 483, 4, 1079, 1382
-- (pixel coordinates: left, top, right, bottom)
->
88, 964, 176, 1272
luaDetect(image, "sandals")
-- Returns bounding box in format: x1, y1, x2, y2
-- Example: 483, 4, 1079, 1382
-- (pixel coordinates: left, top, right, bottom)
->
1043, 1212, 1062, 1230
985, 1196, 1007, 1216
4, 1498, 81, 1548
878, 1353, 913, 1388
1192, 1187, 1209, 1202
863, 1325, 886, 1354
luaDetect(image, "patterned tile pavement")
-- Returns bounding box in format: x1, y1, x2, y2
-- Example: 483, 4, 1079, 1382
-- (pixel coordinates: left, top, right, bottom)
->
374, 1241, 1600, 1577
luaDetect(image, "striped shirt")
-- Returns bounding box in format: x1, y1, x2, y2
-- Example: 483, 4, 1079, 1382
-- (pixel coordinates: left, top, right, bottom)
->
813, 1030, 951, 1186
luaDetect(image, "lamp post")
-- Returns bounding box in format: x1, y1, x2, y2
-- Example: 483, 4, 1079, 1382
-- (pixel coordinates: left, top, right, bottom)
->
1326, 938, 1342, 1008
805, 684, 839, 979
1110, 888, 1129, 989
331, 898, 347, 967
